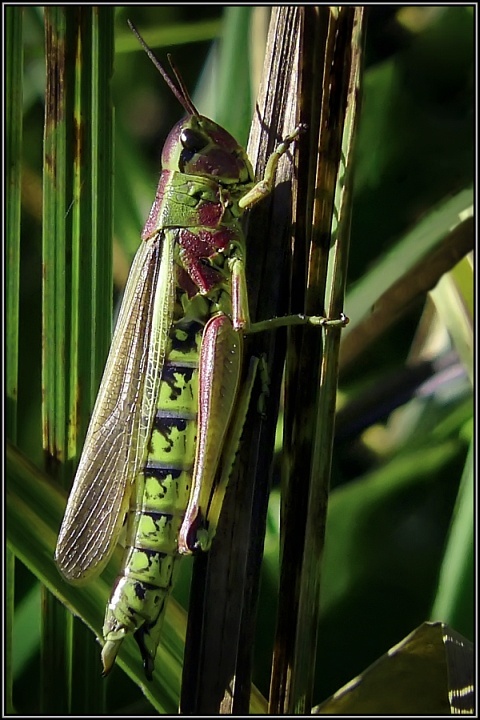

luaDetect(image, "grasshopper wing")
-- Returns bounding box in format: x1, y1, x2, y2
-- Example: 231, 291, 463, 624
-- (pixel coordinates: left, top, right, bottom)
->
55, 231, 176, 583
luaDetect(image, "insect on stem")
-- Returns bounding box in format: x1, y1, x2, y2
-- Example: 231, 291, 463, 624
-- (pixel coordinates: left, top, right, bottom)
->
55, 24, 336, 682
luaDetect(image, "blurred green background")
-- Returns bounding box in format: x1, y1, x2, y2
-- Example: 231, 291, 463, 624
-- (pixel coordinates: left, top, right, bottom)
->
10, 6, 473, 714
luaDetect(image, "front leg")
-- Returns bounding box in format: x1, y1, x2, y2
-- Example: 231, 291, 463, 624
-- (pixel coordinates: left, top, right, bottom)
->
238, 124, 307, 211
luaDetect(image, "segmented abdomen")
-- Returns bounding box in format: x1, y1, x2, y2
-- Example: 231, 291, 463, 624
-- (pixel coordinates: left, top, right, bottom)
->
102, 317, 202, 677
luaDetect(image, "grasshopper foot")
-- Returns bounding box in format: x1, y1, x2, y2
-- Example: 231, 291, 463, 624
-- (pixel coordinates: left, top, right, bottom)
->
308, 312, 349, 328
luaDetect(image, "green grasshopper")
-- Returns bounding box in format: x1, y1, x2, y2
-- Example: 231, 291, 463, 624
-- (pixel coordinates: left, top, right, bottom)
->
55, 22, 346, 680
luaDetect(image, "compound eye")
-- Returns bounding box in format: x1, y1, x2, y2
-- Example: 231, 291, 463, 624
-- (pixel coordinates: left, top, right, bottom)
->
180, 128, 208, 153
179, 128, 208, 172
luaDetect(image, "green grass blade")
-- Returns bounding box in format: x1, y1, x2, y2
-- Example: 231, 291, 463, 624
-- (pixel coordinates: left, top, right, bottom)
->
429, 253, 473, 385
41, 7, 114, 712
115, 17, 222, 53
214, 6, 255, 145
6, 7, 22, 439
6, 7, 23, 713
430, 435, 474, 637
341, 188, 473, 370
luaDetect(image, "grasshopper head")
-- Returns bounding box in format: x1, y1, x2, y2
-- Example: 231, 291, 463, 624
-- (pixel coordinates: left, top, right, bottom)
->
162, 115, 254, 186
126, 22, 254, 186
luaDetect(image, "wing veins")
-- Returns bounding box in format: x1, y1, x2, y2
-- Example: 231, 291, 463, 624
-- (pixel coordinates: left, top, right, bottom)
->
56, 233, 176, 582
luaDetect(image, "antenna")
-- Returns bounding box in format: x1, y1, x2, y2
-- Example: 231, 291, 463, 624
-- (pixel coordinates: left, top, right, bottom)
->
127, 20, 200, 117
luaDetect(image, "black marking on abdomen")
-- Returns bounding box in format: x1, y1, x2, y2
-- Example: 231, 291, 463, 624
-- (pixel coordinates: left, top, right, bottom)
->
134, 509, 174, 524
161, 364, 196, 402
153, 415, 188, 433
144, 464, 182, 479
143, 461, 193, 476
170, 319, 203, 355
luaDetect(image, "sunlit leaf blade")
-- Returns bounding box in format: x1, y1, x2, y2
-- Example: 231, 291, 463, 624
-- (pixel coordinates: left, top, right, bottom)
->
341, 188, 473, 370
430, 254, 473, 385
313, 622, 474, 714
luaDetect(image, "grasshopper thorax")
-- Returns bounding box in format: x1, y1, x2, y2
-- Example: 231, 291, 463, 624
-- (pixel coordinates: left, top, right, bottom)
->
162, 114, 255, 187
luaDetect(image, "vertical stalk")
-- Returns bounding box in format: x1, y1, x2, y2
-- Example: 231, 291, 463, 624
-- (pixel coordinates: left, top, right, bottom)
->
42, 7, 113, 712
6, 7, 23, 713
270, 7, 365, 713
180, 7, 303, 714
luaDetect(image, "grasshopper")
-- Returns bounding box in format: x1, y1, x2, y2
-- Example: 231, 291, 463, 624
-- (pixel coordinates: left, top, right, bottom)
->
55, 22, 346, 680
